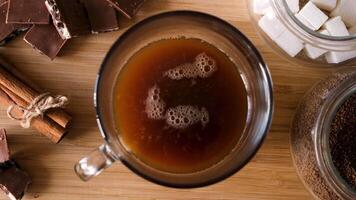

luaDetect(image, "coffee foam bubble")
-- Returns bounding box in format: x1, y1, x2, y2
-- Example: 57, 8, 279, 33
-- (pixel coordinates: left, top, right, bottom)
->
145, 85, 210, 129
164, 52, 217, 80
165, 105, 209, 129
145, 85, 166, 120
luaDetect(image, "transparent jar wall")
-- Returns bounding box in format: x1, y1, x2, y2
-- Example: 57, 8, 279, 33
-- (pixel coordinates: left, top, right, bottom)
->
290, 67, 356, 200
248, 0, 356, 67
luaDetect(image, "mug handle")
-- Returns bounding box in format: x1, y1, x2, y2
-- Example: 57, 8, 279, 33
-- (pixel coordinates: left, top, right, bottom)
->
75, 143, 116, 181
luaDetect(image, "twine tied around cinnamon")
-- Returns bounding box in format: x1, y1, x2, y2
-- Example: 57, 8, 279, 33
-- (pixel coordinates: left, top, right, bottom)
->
6, 93, 69, 128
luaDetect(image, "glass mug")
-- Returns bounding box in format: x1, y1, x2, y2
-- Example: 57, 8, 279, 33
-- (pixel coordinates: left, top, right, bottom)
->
75, 11, 274, 188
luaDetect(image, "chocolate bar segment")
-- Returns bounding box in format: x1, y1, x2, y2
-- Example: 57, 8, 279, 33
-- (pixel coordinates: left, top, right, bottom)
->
83, 0, 119, 33
24, 24, 67, 60
106, 0, 146, 19
0, 2, 29, 45
0, 161, 31, 200
0, 129, 9, 163
0, 130, 31, 200
0, 2, 17, 45
6, 0, 50, 24
45, 0, 91, 39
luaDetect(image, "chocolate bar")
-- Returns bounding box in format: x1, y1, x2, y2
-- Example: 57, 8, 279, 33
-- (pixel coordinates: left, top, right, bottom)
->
106, 0, 146, 19
0, 129, 9, 163
45, 0, 91, 39
0, 130, 31, 200
0, 2, 17, 45
82, 0, 119, 33
6, 0, 50, 24
24, 24, 67, 60
0, 2, 29, 46
0, 161, 31, 200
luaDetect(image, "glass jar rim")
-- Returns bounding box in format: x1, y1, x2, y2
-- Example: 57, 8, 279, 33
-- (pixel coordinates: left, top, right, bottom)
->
314, 69, 356, 199
273, 0, 356, 51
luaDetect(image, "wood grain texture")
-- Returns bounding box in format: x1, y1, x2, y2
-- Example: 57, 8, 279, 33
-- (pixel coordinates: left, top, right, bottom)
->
0, 0, 336, 199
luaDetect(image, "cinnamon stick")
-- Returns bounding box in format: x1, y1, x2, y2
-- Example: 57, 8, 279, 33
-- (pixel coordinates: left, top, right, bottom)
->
0, 56, 72, 128
0, 64, 71, 128
0, 56, 41, 92
0, 89, 66, 143
0, 85, 30, 109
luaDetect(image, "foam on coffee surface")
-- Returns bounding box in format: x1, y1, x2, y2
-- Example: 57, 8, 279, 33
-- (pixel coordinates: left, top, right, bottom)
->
145, 85, 166, 120
145, 52, 215, 129
165, 106, 209, 129
164, 52, 217, 80
145, 86, 210, 129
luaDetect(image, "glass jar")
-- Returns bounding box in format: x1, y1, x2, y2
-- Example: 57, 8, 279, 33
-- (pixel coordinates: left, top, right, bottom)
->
248, 0, 356, 67
291, 67, 356, 199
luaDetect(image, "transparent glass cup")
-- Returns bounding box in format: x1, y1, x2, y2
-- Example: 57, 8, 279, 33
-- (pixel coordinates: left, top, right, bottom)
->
75, 11, 274, 188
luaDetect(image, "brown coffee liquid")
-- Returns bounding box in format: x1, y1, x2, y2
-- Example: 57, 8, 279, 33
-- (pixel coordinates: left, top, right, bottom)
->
114, 38, 248, 173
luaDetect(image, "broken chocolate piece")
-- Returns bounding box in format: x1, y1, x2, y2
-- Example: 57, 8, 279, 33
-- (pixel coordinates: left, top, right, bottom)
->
106, 0, 146, 19
24, 24, 67, 59
0, 161, 31, 200
45, 0, 91, 39
0, 2, 17, 44
0, 130, 31, 200
82, 0, 119, 33
0, 2, 29, 46
6, 0, 50, 24
0, 129, 9, 163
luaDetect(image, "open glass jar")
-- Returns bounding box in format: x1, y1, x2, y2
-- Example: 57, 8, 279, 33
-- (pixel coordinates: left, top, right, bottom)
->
291, 67, 356, 200
248, 0, 356, 67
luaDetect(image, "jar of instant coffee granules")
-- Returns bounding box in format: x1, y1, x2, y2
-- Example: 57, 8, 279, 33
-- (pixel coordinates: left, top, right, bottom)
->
291, 67, 356, 200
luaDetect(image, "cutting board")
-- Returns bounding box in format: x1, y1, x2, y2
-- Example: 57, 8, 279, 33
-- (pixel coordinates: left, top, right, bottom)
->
0, 1, 336, 199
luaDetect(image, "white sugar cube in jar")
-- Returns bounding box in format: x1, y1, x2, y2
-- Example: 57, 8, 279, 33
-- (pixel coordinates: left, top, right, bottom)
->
248, 0, 356, 67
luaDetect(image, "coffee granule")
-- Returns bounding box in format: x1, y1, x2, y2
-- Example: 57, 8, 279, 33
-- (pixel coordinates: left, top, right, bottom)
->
291, 70, 356, 200
329, 93, 356, 190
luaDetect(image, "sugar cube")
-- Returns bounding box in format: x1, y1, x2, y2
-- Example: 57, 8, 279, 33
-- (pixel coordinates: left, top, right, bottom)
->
331, 0, 356, 27
298, 2, 329, 30
258, 9, 286, 40
310, 0, 337, 11
323, 16, 350, 36
286, 0, 300, 13
349, 26, 356, 35
304, 29, 329, 59
325, 50, 356, 63
275, 29, 304, 57
253, 0, 271, 15
295, 13, 317, 31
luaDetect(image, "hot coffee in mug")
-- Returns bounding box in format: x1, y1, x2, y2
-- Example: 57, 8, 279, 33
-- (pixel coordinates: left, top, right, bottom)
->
75, 11, 273, 188
114, 38, 248, 173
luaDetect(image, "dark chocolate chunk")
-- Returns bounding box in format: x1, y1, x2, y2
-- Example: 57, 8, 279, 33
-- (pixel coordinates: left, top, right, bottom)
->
0, 3, 17, 44
106, 0, 146, 19
0, 2, 29, 46
0, 161, 31, 200
0, 130, 31, 200
0, 129, 9, 163
24, 24, 67, 59
6, 0, 50, 24
82, 0, 119, 33
45, 0, 91, 39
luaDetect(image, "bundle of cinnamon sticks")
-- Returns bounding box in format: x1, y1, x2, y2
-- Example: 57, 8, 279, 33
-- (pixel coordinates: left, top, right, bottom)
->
0, 56, 71, 143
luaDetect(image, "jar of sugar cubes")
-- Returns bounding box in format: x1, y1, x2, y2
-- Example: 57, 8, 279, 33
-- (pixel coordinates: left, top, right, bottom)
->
249, 0, 356, 66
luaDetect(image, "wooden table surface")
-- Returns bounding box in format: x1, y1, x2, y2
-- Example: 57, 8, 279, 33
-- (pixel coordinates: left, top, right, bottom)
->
0, 1, 335, 199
